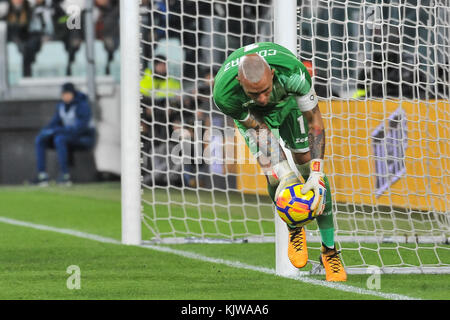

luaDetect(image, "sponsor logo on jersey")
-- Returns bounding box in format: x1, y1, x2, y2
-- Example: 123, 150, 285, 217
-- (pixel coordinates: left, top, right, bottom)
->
295, 137, 308, 144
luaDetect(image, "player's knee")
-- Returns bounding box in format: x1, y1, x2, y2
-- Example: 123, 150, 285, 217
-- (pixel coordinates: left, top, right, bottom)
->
53, 135, 67, 147
35, 133, 48, 147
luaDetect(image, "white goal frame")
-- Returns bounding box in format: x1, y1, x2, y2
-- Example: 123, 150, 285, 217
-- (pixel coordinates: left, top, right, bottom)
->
120, 0, 450, 275
119, 0, 299, 276
121, 0, 141, 246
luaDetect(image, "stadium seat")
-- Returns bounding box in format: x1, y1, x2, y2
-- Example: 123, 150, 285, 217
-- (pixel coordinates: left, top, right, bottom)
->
110, 49, 120, 82
71, 43, 86, 76
154, 38, 184, 78
7, 42, 23, 85
32, 41, 68, 77
72, 41, 109, 77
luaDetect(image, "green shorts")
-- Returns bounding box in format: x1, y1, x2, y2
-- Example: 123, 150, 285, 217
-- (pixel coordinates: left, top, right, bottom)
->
235, 96, 310, 155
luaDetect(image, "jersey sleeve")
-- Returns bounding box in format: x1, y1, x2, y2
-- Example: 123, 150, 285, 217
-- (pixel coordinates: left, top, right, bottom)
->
212, 73, 249, 121
213, 94, 249, 121
281, 63, 318, 112
285, 72, 311, 95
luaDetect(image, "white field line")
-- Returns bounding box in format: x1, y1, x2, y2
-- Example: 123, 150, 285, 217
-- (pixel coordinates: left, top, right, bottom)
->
0, 216, 419, 300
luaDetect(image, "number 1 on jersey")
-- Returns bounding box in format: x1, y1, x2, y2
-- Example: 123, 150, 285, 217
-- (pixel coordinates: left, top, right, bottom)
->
297, 115, 306, 134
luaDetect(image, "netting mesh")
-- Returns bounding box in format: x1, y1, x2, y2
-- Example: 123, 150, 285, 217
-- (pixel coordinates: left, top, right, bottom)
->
296, 0, 449, 271
139, 0, 449, 272
140, 0, 275, 243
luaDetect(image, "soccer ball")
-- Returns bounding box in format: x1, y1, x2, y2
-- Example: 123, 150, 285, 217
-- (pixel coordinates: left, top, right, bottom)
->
276, 183, 317, 227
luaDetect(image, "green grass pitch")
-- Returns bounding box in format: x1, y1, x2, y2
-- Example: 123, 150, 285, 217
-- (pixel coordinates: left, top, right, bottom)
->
0, 183, 449, 300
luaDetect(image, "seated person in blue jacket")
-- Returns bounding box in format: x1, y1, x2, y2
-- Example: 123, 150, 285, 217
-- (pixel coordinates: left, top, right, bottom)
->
34, 82, 96, 185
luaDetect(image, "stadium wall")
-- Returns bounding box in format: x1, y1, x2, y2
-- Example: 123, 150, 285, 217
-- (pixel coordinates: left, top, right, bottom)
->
0, 99, 98, 184
0, 77, 121, 185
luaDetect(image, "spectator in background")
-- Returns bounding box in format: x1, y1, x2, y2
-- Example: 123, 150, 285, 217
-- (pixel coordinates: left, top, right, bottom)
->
140, 54, 181, 139
23, 0, 54, 76
94, 0, 119, 74
3, 0, 56, 76
140, 54, 181, 97
0, 1, 9, 19
34, 82, 96, 186
178, 68, 213, 188
52, 0, 83, 75
4, 0, 31, 53
140, 55, 181, 186
28, 0, 53, 40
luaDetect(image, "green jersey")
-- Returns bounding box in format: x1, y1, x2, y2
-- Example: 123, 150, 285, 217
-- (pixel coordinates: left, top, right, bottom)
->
213, 42, 317, 124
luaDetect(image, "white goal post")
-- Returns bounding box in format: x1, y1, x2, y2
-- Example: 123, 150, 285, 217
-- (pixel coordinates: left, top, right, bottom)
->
121, 0, 450, 274
273, 0, 303, 277
121, 0, 141, 245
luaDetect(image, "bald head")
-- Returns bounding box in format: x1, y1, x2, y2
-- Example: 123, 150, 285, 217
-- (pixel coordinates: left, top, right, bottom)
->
236, 53, 274, 106
238, 53, 271, 83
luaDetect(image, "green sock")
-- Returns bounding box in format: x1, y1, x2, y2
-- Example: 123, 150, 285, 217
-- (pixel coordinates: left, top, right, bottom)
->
318, 227, 335, 248
316, 175, 335, 248
298, 169, 335, 248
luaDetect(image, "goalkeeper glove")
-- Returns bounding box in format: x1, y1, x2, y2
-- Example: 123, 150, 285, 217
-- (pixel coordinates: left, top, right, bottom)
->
273, 160, 301, 201
301, 159, 326, 216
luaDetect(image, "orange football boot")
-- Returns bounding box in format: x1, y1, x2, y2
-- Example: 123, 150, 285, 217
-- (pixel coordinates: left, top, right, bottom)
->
320, 245, 347, 282
287, 226, 308, 268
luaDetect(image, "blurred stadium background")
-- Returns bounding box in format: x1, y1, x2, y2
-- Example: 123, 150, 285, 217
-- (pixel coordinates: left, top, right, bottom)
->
0, 0, 120, 184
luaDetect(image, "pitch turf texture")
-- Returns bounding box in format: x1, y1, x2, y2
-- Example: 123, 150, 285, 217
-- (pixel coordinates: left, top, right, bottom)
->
0, 183, 449, 300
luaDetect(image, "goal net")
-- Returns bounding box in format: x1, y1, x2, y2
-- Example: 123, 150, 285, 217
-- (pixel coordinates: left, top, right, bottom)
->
134, 0, 450, 274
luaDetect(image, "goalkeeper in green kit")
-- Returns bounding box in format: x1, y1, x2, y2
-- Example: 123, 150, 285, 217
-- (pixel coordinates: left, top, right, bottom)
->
213, 42, 347, 281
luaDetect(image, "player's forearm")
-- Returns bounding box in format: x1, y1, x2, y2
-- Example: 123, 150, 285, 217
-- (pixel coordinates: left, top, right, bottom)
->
240, 113, 288, 179
304, 105, 325, 160
240, 113, 287, 166
301, 105, 326, 214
